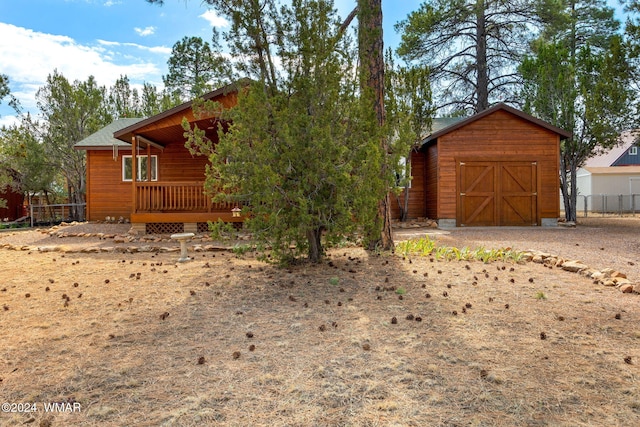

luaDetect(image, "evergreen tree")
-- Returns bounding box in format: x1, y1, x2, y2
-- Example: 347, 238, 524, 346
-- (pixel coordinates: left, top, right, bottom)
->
106, 76, 182, 119
621, 0, 640, 123
385, 50, 433, 222
356, 0, 395, 251
107, 75, 140, 118
148, 0, 397, 253
0, 120, 59, 203
520, 0, 633, 222
397, 0, 540, 114
163, 30, 232, 100
0, 74, 9, 111
183, 0, 385, 263
35, 70, 113, 220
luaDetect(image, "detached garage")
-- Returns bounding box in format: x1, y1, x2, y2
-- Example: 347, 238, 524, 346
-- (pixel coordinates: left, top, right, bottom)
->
392, 103, 571, 227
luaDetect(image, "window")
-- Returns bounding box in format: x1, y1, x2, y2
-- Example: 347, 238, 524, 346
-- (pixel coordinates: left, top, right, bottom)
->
395, 156, 412, 188
122, 155, 158, 181
629, 146, 638, 156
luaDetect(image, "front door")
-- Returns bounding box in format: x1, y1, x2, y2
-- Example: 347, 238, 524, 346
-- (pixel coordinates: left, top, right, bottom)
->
458, 161, 538, 226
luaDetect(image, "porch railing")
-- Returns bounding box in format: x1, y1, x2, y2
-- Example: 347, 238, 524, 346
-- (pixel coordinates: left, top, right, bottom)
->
134, 181, 234, 212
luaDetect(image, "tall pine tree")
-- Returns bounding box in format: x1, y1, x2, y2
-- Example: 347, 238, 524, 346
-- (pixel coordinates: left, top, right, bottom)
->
397, 0, 540, 113
520, 0, 634, 222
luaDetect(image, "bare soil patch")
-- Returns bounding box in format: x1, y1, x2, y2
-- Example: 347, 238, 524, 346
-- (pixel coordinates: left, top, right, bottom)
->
1, 218, 639, 426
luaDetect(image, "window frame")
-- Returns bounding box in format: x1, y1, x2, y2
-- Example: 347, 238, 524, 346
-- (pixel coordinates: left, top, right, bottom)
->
395, 155, 412, 189
122, 155, 158, 182
629, 146, 638, 156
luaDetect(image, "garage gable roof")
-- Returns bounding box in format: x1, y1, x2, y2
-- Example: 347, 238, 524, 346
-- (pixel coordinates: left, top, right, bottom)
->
423, 103, 572, 145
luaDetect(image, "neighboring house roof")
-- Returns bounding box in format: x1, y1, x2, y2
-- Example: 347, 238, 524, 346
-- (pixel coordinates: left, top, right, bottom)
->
74, 118, 144, 150
430, 117, 465, 134
584, 131, 639, 167
422, 103, 572, 145
581, 166, 640, 175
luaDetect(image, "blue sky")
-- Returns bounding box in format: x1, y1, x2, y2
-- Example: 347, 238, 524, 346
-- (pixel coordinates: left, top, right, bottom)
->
0, 0, 628, 127
0, 0, 421, 126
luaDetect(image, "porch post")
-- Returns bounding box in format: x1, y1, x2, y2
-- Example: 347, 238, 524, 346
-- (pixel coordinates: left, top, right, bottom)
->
146, 142, 151, 210
146, 143, 151, 181
132, 136, 137, 213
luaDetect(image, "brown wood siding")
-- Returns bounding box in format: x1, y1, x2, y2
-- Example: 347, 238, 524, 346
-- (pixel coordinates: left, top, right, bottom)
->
425, 144, 438, 219
390, 151, 427, 220
86, 143, 212, 221
157, 143, 210, 182
0, 187, 24, 220
437, 109, 560, 222
86, 150, 132, 221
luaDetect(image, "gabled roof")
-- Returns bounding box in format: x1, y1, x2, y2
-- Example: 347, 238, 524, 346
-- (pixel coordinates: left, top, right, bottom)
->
113, 80, 247, 147
74, 118, 144, 150
423, 103, 572, 145
584, 131, 639, 167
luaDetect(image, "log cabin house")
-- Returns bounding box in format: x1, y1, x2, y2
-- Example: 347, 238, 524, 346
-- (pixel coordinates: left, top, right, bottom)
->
390, 103, 572, 227
77, 85, 570, 233
75, 82, 242, 235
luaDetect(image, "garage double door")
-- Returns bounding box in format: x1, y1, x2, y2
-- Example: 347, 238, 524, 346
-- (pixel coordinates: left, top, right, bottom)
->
458, 161, 538, 226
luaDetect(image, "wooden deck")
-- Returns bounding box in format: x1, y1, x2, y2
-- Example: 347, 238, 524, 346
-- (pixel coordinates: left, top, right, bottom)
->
132, 181, 245, 223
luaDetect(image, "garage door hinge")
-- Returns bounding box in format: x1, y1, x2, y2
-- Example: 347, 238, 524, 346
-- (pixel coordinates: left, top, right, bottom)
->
532, 192, 537, 196
460, 192, 466, 196
532, 161, 537, 165
460, 162, 465, 165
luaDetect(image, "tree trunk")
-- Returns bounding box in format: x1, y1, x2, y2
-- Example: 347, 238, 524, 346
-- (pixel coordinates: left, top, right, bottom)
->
306, 227, 323, 263
568, 159, 578, 222
401, 156, 412, 222
44, 190, 54, 223
475, 0, 489, 112
401, 185, 410, 222
560, 153, 577, 222
359, 0, 393, 251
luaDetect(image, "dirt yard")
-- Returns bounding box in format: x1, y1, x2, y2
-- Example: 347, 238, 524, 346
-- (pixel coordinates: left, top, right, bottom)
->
1, 218, 639, 426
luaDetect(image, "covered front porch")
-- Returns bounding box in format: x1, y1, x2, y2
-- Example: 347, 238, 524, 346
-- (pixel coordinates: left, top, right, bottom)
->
111, 83, 245, 234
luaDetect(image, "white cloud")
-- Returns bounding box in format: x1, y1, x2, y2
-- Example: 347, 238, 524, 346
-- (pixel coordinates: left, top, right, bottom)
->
97, 39, 171, 55
103, 1, 122, 6
0, 23, 167, 118
0, 114, 19, 129
199, 10, 230, 28
134, 26, 156, 37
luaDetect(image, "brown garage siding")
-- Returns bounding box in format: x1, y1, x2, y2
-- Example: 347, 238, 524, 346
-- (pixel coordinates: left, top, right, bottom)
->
425, 144, 438, 219
390, 150, 427, 219
436, 110, 560, 221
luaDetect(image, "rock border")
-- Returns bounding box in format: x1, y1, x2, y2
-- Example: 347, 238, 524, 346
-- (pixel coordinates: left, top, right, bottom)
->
522, 250, 637, 294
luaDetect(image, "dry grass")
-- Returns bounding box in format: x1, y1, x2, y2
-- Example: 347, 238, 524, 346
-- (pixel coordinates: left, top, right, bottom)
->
1, 222, 640, 426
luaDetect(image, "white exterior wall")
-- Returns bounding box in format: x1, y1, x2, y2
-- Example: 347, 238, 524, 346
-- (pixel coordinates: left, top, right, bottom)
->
574, 168, 592, 213
587, 173, 640, 212
591, 174, 639, 195
569, 168, 640, 213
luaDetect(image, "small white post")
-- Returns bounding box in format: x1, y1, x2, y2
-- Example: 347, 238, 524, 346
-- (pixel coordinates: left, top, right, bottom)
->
171, 232, 195, 262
